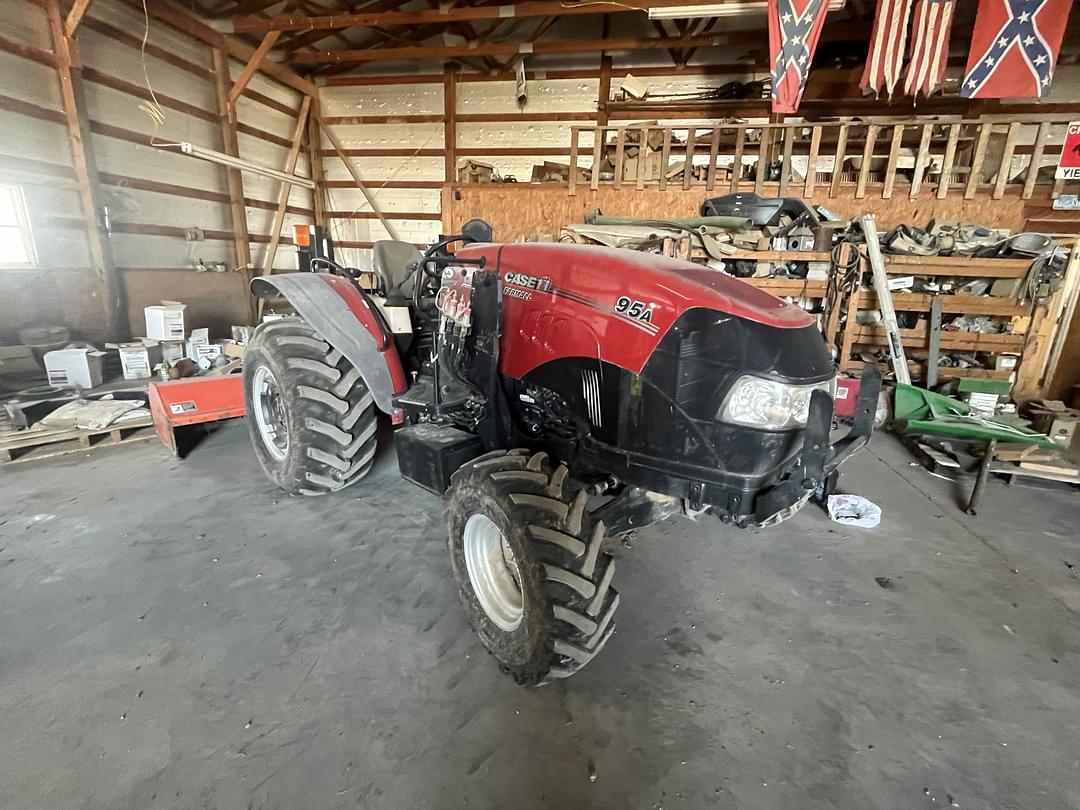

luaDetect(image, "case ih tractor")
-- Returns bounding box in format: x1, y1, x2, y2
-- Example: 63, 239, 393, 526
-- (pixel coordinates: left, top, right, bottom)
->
244, 219, 878, 685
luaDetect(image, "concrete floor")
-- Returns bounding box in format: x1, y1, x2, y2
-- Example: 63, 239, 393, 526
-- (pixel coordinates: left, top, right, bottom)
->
1, 422, 1079, 810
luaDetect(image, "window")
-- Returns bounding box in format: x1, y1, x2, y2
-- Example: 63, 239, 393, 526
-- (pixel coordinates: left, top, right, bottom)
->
0, 184, 36, 268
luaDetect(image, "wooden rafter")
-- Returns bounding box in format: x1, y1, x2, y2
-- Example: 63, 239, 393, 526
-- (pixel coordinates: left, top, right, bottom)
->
292, 32, 751, 65
64, 0, 93, 37
232, 1, 750, 33
118, 0, 318, 98
319, 118, 401, 241
228, 30, 281, 104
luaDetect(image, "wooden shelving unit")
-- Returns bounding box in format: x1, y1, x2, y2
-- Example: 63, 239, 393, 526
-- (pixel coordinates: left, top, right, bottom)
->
838, 254, 1037, 383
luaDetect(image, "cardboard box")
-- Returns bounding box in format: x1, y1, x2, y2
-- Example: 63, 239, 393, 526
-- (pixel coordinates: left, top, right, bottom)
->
160, 340, 186, 365
1028, 409, 1080, 447
144, 301, 187, 340
186, 327, 210, 361
44, 347, 105, 388
0, 345, 40, 378
106, 339, 162, 380
964, 392, 1001, 415
221, 340, 246, 360
995, 354, 1020, 372
231, 325, 254, 344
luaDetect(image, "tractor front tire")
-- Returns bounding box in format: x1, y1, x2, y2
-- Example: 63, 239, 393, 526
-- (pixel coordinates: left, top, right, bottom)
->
446, 450, 619, 685
243, 318, 378, 496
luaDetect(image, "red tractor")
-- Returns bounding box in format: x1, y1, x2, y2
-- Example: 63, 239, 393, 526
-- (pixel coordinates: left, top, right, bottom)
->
244, 219, 878, 685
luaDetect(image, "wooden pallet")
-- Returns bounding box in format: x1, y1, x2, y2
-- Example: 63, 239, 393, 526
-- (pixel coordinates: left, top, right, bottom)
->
0, 418, 157, 466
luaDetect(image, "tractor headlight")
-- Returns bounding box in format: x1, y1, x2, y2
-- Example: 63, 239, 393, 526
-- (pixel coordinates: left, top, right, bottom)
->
718, 375, 835, 431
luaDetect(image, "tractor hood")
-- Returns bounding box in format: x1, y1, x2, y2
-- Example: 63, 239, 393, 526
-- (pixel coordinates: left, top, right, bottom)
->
456, 242, 819, 380
465, 242, 814, 330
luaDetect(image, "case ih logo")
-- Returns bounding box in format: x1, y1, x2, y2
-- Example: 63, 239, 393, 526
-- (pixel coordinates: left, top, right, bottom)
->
504, 271, 552, 291
503, 271, 552, 300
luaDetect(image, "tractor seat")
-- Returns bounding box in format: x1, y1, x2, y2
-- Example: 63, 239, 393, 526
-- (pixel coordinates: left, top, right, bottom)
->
372, 240, 423, 298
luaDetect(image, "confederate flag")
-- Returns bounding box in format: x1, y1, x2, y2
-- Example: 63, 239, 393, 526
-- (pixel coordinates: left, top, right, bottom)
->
860, 0, 915, 96
903, 0, 958, 96
768, 0, 831, 113
961, 0, 1074, 98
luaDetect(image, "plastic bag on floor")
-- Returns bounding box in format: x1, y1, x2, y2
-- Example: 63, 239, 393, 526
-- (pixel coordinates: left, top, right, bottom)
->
827, 494, 882, 528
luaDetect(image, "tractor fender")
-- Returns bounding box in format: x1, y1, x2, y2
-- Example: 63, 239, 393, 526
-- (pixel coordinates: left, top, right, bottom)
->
251, 273, 408, 415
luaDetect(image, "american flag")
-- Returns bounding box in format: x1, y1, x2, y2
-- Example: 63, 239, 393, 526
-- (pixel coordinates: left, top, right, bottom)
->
768, 0, 831, 113
961, 0, 1074, 98
860, 0, 915, 97
903, 0, 957, 97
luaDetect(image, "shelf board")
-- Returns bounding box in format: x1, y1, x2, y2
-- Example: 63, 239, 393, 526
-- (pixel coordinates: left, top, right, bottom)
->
849, 325, 1026, 352
855, 290, 1031, 316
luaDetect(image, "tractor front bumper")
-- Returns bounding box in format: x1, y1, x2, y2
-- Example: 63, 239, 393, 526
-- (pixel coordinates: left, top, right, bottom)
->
746, 364, 881, 526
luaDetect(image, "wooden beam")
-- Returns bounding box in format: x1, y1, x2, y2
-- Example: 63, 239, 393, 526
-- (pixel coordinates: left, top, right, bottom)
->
992, 121, 1020, 200
909, 123, 932, 199
45, 0, 122, 336
829, 123, 848, 198
444, 67, 457, 188
259, 96, 312, 282
804, 125, 821, 197
64, 0, 93, 37
212, 48, 252, 282
291, 33, 744, 65
937, 123, 960, 200
306, 102, 327, 229
881, 124, 904, 199
234, 1, 778, 33
118, 0, 317, 99
319, 117, 401, 241
228, 30, 281, 106
1022, 121, 1051, 200
965, 122, 993, 199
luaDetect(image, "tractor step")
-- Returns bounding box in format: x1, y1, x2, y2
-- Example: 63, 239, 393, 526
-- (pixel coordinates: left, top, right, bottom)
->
395, 422, 485, 494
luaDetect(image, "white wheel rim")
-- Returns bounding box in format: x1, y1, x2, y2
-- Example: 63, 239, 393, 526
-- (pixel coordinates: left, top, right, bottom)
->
463, 513, 524, 632
251, 365, 289, 461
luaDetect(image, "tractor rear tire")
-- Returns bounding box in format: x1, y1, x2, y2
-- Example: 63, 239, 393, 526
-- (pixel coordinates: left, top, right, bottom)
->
446, 449, 619, 685
243, 317, 378, 496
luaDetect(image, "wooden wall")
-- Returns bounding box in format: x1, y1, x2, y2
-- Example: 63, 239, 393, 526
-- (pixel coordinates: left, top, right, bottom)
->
0, 0, 314, 343
447, 184, 1052, 243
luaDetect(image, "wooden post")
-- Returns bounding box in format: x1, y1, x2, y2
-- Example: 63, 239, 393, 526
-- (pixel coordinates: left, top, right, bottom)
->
829, 123, 848, 198
909, 123, 932, 200
992, 121, 1020, 200
591, 126, 604, 191
856, 124, 879, 199
754, 126, 768, 194
937, 122, 961, 200
46, 0, 122, 336
443, 67, 457, 190
659, 127, 672, 191
804, 124, 821, 198
965, 122, 992, 199
613, 127, 626, 188
882, 124, 904, 199
682, 126, 696, 191
596, 53, 612, 126
259, 97, 311, 277
705, 126, 720, 191
568, 127, 579, 196
778, 125, 794, 196
730, 127, 745, 193
212, 48, 252, 280
1023, 121, 1050, 200
306, 103, 327, 228
636, 125, 648, 191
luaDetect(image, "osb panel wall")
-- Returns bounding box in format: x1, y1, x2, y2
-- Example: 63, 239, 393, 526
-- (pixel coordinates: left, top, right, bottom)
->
121, 271, 249, 339
0, 270, 105, 344
447, 184, 1050, 243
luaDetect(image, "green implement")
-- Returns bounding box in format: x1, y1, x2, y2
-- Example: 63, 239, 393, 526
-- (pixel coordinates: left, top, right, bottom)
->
893, 384, 1058, 448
